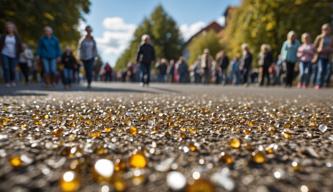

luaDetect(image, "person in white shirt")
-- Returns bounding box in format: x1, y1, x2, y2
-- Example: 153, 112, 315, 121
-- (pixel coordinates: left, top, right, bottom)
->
79, 25, 97, 89
0, 22, 22, 87
18, 43, 34, 83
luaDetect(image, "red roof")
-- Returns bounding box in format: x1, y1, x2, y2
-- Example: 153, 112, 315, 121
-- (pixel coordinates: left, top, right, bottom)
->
184, 21, 224, 46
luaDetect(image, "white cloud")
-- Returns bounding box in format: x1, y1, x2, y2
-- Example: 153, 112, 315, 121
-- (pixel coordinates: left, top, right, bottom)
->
95, 17, 224, 66
103, 17, 136, 32
180, 21, 206, 41
216, 16, 226, 26
96, 17, 136, 66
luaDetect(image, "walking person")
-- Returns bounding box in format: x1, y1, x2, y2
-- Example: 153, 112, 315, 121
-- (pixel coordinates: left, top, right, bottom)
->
280, 31, 300, 87
216, 51, 229, 85
297, 33, 315, 88
79, 25, 98, 89
192, 57, 202, 84
201, 48, 213, 84
156, 58, 168, 82
37, 26, 61, 87
18, 43, 34, 84
61, 47, 77, 89
0, 22, 22, 87
167, 60, 175, 83
104, 62, 112, 82
136, 34, 155, 86
313, 24, 333, 89
212, 61, 222, 84
258, 44, 273, 86
231, 56, 241, 85
240, 43, 253, 86
177, 57, 189, 83
73, 61, 81, 84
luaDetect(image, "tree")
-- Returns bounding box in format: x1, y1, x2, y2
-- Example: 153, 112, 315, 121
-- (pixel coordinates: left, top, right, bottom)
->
0, 0, 91, 48
188, 30, 223, 65
222, 0, 333, 66
115, 5, 183, 70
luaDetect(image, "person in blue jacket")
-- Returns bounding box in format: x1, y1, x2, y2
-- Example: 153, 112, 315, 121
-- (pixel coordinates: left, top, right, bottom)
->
37, 26, 61, 87
280, 31, 300, 87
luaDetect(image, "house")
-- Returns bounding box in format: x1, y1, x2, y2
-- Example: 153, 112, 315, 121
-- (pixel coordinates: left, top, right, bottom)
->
182, 6, 237, 61
182, 21, 224, 60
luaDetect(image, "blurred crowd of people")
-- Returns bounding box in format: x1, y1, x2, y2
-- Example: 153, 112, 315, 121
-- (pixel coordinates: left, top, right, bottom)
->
0, 22, 99, 89
127, 23, 333, 89
0, 21, 332, 89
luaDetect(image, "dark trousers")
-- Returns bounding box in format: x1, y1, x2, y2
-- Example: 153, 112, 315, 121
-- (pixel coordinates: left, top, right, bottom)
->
260, 66, 270, 86
316, 58, 329, 87
203, 67, 210, 84
19, 62, 30, 83
221, 69, 228, 85
140, 63, 151, 84
104, 72, 112, 82
285, 61, 295, 87
242, 69, 250, 84
1, 54, 17, 83
83, 58, 94, 85
326, 62, 332, 86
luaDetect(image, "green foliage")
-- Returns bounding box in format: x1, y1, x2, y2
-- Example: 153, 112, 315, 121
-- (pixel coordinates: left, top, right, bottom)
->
0, 0, 91, 48
188, 30, 223, 65
115, 5, 183, 70
223, 0, 333, 65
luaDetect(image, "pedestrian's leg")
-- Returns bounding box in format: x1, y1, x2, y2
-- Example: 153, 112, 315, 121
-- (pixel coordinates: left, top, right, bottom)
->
9, 57, 16, 83
312, 64, 317, 86
325, 62, 332, 87
316, 59, 323, 87
259, 67, 264, 86
20, 63, 29, 83
24, 63, 29, 83
286, 62, 293, 87
316, 58, 328, 87
68, 69, 73, 86
139, 64, 145, 84
83, 61, 88, 85
50, 59, 57, 85
204, 68, 209, 84
42, 59, 50, 85
290, 62, 295, 87
244, 70, 249, 85
84, 60, 93, 87
1, 55, 10, 84
146, 64, 151, 85
299, 62, 305, 86
304, 62, 311, 87
63, 68, 68, 86
265, 67, 270, 86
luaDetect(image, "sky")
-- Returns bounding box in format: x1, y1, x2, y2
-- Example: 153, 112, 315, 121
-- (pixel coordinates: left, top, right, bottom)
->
82, 0, 240, 66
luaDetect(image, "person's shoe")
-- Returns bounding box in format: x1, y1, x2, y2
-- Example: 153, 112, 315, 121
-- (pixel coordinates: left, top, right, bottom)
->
5, 83, 11, 87
314, 85, 320, 90
11, 82, 16, 87
140, 83, 144, 87
87, 84, 91, 89
297, 83, 302, 88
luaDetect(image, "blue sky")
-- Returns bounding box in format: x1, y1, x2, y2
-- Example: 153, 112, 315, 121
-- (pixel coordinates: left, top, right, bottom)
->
82, 0, 240, 65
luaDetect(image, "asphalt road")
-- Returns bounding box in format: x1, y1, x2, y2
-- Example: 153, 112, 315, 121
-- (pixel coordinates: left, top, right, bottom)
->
0, 82, 332, 99
0, 83, 332, 192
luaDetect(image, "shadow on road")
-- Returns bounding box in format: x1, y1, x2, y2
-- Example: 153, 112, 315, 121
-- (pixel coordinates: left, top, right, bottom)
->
0, 84, 157, 96
149, 86, 181, 93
